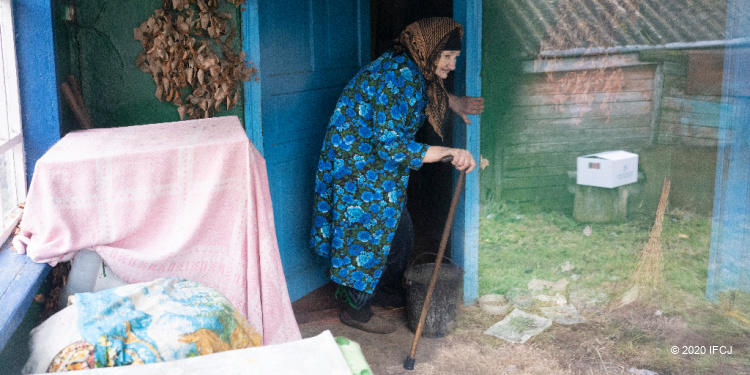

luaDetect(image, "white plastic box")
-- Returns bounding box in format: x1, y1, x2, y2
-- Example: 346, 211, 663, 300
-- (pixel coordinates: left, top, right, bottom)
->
58, 249, 129, 307
576, 150, 639, 188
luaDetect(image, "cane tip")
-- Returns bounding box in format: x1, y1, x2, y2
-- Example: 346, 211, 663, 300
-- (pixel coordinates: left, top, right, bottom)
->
404, 356, 416, 370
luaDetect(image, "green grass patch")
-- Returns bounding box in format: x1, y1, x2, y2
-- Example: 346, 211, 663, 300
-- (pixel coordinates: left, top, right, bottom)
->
479, 201, 654, 296
477, 200, 750, 373
478, 201, 717, 300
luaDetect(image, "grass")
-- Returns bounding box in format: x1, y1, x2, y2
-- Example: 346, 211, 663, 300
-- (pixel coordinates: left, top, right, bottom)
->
478, 200, 654, 296
476, 200, 750, 374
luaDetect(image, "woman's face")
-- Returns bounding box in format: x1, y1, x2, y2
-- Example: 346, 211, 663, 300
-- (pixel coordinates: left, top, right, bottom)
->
435, 50, 460, 79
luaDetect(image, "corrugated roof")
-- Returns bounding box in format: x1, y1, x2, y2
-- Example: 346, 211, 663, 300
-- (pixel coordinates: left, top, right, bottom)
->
499, 0, 730, 56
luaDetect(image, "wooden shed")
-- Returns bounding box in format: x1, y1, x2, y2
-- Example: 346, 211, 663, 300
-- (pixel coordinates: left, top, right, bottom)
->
482, 0, 740, 214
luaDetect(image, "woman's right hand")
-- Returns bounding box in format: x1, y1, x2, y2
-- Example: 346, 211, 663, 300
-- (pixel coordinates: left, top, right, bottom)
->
424, 146, 476, 173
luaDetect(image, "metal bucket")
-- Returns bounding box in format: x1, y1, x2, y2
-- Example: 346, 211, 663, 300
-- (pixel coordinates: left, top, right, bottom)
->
404, 261, 463, 338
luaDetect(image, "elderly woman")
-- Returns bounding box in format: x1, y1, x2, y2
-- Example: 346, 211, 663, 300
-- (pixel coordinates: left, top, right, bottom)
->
310, 17, 483, 334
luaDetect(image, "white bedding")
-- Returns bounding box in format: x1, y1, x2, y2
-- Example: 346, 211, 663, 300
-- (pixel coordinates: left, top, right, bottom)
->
23, 305, 82, 374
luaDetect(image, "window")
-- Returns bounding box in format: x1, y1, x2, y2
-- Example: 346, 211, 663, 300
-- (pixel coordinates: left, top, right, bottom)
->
0, 0, 27, 244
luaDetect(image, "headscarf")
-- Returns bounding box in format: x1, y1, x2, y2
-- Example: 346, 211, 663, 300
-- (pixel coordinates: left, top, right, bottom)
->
394, 17, 463, 139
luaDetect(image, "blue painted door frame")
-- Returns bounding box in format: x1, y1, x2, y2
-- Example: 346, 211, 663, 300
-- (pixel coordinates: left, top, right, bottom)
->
452, 0, 482, 305
706, 0, 750, 303
12, 0, 62, 185
242, 0, 482, 303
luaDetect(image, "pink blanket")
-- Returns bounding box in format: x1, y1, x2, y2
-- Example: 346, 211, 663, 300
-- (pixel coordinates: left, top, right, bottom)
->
13, 116, 301, 345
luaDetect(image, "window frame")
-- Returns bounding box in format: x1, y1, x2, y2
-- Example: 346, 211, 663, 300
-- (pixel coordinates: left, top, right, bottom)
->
0, 0, 28, 245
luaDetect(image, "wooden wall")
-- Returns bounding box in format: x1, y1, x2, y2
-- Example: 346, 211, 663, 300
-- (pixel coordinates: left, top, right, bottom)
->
483, 49, 727, 211
655, 51, 723, 147
494, 56, 656, 210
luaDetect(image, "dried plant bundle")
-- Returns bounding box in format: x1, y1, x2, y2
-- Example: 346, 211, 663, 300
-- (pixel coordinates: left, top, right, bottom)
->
134, 0, 257, 120
632, 178, 671, 288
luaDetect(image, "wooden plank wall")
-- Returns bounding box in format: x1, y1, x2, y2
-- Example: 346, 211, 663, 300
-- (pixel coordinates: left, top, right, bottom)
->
657, 60, 722, 147
498, 64, 656, 210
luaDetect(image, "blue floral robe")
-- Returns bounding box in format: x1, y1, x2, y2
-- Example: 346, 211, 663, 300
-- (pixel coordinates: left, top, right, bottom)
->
310, 51, 429, 293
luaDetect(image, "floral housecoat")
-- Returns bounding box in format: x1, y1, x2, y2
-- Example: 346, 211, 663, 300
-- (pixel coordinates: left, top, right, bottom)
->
310, 51, 429, 294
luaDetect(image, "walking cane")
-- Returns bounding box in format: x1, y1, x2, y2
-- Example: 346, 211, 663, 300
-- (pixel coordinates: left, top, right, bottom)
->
404, 155, 466, 370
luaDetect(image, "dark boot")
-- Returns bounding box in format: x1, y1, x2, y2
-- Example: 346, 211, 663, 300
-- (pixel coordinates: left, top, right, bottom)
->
335, 285, 397, 334
340, 308, 397, 334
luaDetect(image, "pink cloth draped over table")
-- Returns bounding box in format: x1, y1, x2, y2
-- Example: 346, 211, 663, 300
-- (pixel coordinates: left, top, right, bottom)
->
13, 116, 301, 345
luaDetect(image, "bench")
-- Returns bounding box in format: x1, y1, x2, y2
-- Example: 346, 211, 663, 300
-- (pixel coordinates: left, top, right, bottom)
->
0, 239, 50, 354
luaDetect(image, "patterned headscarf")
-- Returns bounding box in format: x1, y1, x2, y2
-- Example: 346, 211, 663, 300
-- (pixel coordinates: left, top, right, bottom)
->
394, 17, 463, 139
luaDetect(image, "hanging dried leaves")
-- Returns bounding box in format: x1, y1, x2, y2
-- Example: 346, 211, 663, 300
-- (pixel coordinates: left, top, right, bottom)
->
134, 0, 257, 120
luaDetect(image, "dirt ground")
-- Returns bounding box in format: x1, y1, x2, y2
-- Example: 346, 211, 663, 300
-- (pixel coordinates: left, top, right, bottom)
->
298, 306, 575, 375
298, 302, 750, 375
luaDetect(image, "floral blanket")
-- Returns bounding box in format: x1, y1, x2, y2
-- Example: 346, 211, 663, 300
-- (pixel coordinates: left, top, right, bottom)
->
49, 278, 261, 371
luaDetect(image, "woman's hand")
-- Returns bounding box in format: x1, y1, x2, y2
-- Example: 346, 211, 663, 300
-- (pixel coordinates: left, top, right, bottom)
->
448, 94, 485, 124
423, 146, 476, 173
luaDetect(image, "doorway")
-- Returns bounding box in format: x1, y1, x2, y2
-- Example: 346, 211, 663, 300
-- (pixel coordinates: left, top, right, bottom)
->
292, 0, 462, 322
370, 0, 456, 265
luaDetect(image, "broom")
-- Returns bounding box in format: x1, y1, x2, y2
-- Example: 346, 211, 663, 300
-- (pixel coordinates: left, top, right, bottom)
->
632, 177, 671, 289
614, 177, 671, 310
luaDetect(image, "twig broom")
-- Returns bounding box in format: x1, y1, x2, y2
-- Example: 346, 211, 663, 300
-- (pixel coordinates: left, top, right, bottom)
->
632, 177, 671, 288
